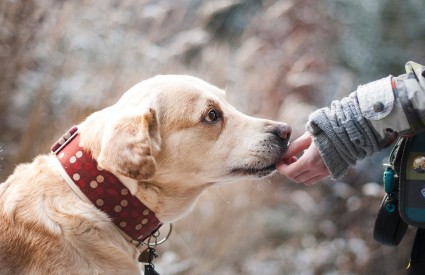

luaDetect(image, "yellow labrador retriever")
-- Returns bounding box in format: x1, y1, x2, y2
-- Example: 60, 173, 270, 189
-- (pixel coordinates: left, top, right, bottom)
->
0, 75, 291, 274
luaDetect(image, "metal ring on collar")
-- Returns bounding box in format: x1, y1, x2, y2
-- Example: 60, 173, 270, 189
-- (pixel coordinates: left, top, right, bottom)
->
144, 223, 173, 247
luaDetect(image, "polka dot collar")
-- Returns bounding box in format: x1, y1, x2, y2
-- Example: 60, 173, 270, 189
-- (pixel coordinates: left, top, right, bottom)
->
52, 126, 162, 243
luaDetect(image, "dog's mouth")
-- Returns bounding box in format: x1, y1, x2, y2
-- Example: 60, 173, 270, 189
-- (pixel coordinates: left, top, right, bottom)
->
229, 138, 288, 178
230, 163, 277, 178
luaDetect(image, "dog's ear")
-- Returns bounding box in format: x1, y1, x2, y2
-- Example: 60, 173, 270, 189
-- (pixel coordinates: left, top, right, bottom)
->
97, 108, 161, 181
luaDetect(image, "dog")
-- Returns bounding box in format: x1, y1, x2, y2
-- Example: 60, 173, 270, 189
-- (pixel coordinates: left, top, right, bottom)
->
0, 75, 291, 274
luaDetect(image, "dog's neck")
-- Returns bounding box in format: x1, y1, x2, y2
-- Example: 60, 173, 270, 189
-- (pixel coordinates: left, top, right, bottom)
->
137, 179, 211, 223
52, 126, 162, 243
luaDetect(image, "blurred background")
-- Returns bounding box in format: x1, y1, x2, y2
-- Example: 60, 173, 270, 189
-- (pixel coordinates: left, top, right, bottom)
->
1, 0, 425, 274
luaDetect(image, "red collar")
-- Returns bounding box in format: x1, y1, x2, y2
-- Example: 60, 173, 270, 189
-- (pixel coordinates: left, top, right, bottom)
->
51, 126, 162, 243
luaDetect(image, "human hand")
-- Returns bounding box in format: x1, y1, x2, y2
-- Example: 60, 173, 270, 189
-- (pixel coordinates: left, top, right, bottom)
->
276, 132, 329, 186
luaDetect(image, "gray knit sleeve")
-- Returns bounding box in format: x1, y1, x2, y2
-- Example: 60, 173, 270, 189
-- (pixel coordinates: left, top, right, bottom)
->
307, 62, 425, 179
306, 92, 383, 179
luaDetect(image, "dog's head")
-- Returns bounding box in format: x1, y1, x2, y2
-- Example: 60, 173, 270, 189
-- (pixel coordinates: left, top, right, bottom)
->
80, 75, 291, 187
83, 75, 291, 183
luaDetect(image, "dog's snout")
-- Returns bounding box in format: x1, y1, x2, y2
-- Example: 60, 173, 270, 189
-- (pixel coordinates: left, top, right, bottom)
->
274, 123, 292, 141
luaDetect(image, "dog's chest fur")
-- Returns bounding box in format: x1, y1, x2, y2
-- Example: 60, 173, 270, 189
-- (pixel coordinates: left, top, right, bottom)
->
0, 155, 141, 274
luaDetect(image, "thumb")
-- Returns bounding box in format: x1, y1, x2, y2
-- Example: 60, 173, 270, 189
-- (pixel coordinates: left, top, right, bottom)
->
282, 132, 312, 158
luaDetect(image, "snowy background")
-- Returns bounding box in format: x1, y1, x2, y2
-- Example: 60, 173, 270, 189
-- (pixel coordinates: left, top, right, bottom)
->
1, 0, 425, 274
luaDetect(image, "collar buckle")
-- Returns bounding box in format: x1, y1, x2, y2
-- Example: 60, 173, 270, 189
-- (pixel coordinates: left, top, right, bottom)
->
51, 126, 79, 155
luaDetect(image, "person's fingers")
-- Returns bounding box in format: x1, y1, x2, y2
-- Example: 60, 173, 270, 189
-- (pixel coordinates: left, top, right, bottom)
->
278, 156, 297, 166
292, 169, 325, 184
277, 134, 330, 185
275, 163, 293, 178
278, 153, 329, 183
282, 132, 312, 158
276, 160, 306, 179
277, 145, 318, 179
302, 173, 329, 186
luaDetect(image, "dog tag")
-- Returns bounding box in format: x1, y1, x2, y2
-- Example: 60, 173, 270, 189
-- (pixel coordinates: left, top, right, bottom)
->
140, 246, 159, 274
145, 264, 160, 275
138, 249, 150, 264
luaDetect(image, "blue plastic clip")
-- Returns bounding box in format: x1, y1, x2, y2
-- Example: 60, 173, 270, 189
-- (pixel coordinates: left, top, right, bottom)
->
385, 202, 396, 213
383, 166, 396, 193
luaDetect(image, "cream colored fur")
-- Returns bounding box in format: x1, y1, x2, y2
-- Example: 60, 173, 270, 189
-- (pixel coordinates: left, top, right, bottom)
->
0, 75, 290, 274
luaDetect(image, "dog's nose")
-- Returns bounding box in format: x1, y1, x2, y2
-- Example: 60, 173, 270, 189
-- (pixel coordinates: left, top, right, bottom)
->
274, 123, 292, 141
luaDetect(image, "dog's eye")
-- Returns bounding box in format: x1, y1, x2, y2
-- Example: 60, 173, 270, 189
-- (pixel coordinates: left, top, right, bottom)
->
204, 109, 221, 124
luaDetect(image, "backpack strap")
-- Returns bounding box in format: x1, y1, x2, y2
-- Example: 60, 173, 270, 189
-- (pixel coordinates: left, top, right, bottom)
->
408, 228, 425, 275
373, 137, 408, 246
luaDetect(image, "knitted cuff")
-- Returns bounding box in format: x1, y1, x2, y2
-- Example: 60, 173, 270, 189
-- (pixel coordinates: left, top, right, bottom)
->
307, 91, 382, 179
312, 132, 350, 179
